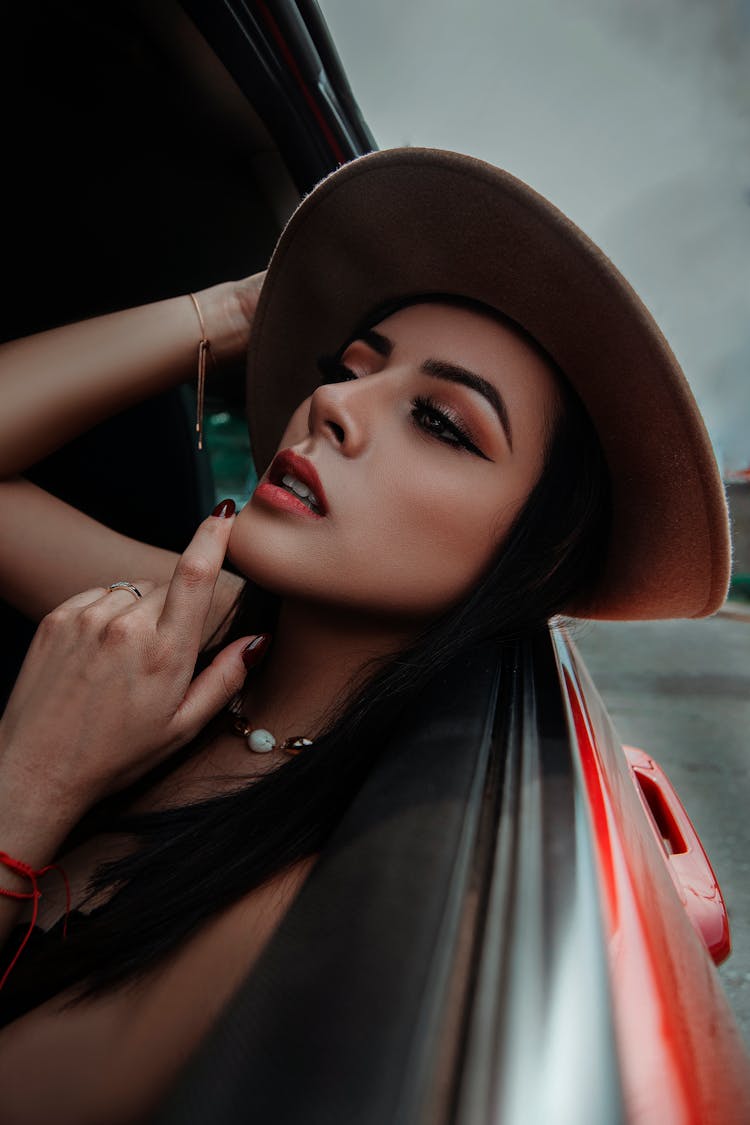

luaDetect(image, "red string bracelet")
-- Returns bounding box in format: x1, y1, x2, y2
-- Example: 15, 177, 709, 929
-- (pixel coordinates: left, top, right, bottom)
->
0, 851, 71, 990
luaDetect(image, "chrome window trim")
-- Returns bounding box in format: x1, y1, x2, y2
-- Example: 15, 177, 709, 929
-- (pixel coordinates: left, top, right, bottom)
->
454, 632, 624, 1125
156, 631, 624, 1124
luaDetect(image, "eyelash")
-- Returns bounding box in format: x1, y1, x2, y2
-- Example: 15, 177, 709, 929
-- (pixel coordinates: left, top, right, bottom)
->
411, 396, 480, 454
315, 353, 482, 456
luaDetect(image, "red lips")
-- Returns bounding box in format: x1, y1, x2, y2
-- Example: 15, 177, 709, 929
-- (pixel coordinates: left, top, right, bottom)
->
252, 449, 330, 522
267, 449, 329, 515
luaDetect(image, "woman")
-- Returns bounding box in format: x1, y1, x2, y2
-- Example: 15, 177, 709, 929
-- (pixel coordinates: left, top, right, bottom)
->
0, 148, 730, 1122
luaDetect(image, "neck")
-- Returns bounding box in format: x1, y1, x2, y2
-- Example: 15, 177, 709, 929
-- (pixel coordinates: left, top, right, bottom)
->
239, 598, 417, 740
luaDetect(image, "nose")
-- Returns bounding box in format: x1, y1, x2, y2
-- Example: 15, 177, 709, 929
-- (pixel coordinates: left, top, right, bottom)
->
307, 379, 370, 457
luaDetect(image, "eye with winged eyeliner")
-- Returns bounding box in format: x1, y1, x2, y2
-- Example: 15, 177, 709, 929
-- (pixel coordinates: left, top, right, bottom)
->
410, 395, 488, 456
346, 329, 513, 451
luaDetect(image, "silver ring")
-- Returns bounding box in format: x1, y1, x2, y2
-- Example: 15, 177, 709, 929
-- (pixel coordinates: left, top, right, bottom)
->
108, 581, 143, 600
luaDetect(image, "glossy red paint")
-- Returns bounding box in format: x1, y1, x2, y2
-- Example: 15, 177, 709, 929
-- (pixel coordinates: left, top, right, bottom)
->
625, 745, 731, 965
553, 630, 750, 1125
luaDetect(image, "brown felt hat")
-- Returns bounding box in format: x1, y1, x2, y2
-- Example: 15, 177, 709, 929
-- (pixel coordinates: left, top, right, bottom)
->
245, 147, 731, 620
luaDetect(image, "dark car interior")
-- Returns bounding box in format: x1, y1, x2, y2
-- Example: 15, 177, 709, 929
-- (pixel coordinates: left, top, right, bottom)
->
1, 0, 372, 703
1, 4, 625, 1121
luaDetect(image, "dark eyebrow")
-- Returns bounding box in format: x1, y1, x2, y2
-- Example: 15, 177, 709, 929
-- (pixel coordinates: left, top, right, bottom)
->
358, 328, 393, 357
420, 360, 513, 452
353, 329, 514, 451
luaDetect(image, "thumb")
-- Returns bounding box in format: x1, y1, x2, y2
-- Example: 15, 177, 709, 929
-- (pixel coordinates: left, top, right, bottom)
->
175, 634, 270, 739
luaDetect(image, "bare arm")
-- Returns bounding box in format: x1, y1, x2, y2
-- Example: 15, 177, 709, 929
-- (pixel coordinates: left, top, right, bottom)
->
0, 283, 263, 951
0, 776, 79, 963
0, 512, 259, 957
0, 282, 253, 477
0, 276, 262, 625
0, 478, 243, 639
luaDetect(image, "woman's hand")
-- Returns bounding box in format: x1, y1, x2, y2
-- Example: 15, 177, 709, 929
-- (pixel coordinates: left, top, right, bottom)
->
192, 271, 267, 370
234, 270, 267, 332
0, 505, 261, 821
190, 271, 267, 406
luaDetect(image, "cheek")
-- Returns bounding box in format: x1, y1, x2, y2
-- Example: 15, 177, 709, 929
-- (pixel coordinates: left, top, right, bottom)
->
336, 464, 524, 614
228, 400, 537, 620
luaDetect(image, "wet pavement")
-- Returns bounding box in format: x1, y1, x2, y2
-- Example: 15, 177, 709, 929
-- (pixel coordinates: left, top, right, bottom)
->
573, 611, 750, 1047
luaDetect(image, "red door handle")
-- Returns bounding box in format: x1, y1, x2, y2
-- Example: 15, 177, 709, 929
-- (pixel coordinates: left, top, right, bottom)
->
625, 746, 731, 965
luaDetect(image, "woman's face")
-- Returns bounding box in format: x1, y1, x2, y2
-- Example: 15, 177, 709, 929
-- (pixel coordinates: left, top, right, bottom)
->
230, 302, 561, 623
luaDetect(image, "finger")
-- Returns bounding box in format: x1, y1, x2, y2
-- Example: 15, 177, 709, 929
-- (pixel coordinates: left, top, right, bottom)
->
55, 586, 112, 611
157, 504, 236, 649
50, 580, 158, 620
92, 580, 157, 609
172, 635, 261, 742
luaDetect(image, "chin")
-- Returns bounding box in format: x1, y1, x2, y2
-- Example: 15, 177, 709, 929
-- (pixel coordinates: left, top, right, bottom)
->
227, 537, 294, 595
226, 511, 321, 597
227, 505, 476, 622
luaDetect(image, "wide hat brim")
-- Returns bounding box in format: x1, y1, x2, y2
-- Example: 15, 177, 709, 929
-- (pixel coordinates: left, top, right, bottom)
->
246, 147, 731, 620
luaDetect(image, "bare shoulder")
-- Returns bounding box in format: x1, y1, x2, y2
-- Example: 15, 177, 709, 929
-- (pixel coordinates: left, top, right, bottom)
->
94, 854, 320, 1115
0, 855, 319, 1125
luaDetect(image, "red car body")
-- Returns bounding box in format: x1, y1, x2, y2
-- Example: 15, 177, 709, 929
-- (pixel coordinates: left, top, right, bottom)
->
558, 631, 750, 1123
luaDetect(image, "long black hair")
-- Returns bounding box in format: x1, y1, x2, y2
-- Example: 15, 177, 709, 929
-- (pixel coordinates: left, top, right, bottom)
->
0, 295, 611, 1015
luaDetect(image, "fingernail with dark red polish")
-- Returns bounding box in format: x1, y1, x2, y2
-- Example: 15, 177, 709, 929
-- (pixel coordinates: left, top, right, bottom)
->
242, 634, 271, 670
212, 498, 236, 519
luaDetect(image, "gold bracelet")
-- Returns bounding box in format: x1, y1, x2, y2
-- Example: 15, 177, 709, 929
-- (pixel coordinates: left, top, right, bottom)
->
188, 292, 212, 451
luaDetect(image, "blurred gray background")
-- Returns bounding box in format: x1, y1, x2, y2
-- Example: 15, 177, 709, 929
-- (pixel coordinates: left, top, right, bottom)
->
319, 0, 750, 1043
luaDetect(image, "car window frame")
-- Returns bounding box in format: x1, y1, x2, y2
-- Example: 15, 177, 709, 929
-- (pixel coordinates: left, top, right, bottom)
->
154, 629, 625, 1124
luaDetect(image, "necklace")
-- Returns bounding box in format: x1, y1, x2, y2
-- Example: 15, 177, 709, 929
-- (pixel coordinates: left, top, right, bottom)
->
227, 694, 314, 756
